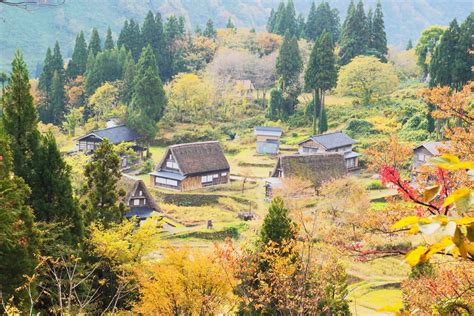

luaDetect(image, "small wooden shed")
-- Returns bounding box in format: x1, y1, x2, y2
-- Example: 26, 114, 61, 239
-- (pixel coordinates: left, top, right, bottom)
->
255, 126, 283, 155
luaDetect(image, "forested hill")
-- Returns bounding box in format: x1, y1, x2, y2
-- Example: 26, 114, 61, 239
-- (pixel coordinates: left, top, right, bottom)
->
0, 0, 471, 73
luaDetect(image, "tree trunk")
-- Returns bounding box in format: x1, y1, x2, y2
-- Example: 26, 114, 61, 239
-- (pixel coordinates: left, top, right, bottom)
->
312, 89, 317, 135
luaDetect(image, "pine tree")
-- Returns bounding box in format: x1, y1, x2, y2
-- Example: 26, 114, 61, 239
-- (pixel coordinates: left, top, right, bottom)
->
104, 26, 114, 50
47, 70, 66, 124
267, 8, 276, 32
154, 13, 168, 81
226, 17, 235, 29
84, 139, 124, 227
339, 0, 368, 65
194, 25, 202, 36
307, 2, 340, 42
370, 1, 388, 62
260, 197, 296, 245
121, 51, 136, 104
406, 39, 413, 50
203, 18, 217, 38
0, 130, 38, 300
272, 2, 286, 35
296, 13, 305, 39
2, 50, 40, 182
455, 13, 473, 89
88, 27, 102, 57
128, 45, 167, 144
304, 31, 337, 134
429, 20, 459, 88
66, 31, 88, 78
284, 0, 297, 37
142, 10, 166, 81
276, 31, 302, 93
31, 133, 83, 245
117, 19, 129, 49
319, 106, 328, 133
39, 47, 53, 96
84, 51, 99, 95
367, 9, 373, 47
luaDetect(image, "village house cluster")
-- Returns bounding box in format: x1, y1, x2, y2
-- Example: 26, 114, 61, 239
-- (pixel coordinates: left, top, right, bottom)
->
73, 120, 450, 223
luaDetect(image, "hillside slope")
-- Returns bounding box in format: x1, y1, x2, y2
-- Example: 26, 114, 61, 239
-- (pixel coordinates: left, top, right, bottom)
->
0, 0, 471, 73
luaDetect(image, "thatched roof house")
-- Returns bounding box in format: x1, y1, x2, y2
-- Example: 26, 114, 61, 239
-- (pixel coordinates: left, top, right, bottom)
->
125, 180, 161, 223
150, 141, 230, 191
266, 153, 347, 199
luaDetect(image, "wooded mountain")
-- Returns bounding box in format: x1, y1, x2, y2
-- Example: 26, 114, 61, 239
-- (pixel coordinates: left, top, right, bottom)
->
0, 0, 471, 73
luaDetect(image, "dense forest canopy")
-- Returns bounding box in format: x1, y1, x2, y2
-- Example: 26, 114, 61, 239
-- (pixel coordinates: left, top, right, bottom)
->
0, 0, 471, 72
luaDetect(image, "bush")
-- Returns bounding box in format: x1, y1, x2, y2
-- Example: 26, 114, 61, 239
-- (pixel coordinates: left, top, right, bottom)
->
398, 129, 430, 142
139, 159, 155, 174
222, 142, 240, 155
288, 110, 310, 128
366, 180, 383, 190
345, 119, 375, 138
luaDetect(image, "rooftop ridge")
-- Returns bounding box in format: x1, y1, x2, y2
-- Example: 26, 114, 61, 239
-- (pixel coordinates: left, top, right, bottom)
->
310, 130, 343, 138
169, 140, 220, 148
91, 124, 127, 133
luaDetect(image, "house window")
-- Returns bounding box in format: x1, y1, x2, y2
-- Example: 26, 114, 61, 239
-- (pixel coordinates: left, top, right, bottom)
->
201, 175, 213, 183
221, 172, 227, 176
139, 190, 143, 196
155, 177, 178, 187
166, 161, 179, 169
213, 174, 219, 179
133, 199, 140, 206
418, 154, 425, 162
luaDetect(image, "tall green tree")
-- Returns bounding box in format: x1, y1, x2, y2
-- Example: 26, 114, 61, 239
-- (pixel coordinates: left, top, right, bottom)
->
127, 45, 166, 144
455, 13, 473, 89
304, 31, 337, 134
121, 51, 136, 104
267, 8, 276, 32
31, 133, 83, 245
339, 0, 368, 65
276, 31, 302, 93
44, 70, 66, 124
142, 10, 167, 80
415, 26, 446, 79
272, 0, 298, 37
104, 26, 115, 50
38, 47, 53, 96
370, 1, 388, 62
319, 106, 328, 133
306, 1, 340, 42
2, 50, 40, 182
406, 39, 413, 50
66, 31, 88, 78
260, 197, 296, 245
296, 13, 305, 38
84, 139, 124, 227
88, 27, 102, 57
226, 17, 235, 29
203, 18, 217, 38
0, 130, 38, 301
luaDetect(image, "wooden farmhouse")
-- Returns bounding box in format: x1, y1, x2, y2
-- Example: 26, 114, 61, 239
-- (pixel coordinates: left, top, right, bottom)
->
235, 79, 255, 98
124, 180, 162, 225
255, 126, 283, 155
265, 153, 347, 200
298, 131, 361, 172
413, 141, 452, 169
150, 141, 230, 191
75, 124, 145, 159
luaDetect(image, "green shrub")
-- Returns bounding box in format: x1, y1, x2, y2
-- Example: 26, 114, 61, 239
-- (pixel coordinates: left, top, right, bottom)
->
345, 119, 375, 138
139, 159, 155, 174
366, 180, 383, 190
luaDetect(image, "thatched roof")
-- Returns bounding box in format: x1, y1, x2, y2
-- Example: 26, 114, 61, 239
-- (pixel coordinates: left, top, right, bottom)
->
158, 141, 230, 176
125, 180, 160, 212
271, 153, 347, 187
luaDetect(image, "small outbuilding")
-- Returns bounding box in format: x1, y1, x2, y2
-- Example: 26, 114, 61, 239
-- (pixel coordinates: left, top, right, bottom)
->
150, 141, 230, 192
265, 153, 347, 200
412, 141, 452, 169
255, 126, 283, 155
124, 180, 162, 225
298, 131, 361, 172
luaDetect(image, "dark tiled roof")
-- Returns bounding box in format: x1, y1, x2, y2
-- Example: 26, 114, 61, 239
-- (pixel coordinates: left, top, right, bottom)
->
125, 180, 160, 212
272, 153, 347, 187
299, 131, 356, 150
78, 125, 142, 144
414, 141, 452, 155
158, 141, 230, 176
